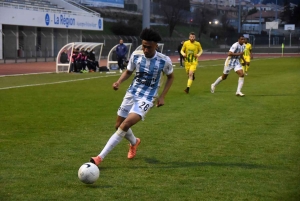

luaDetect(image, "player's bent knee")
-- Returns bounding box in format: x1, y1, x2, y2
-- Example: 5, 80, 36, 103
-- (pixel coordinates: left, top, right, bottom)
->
120, 121, 134, 132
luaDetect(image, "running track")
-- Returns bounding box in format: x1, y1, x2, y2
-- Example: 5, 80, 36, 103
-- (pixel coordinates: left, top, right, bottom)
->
0, 53, 299, 76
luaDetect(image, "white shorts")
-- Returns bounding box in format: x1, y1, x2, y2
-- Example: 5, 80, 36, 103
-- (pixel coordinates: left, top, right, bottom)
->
223, 64, 243, 74
117, 92, 154, 120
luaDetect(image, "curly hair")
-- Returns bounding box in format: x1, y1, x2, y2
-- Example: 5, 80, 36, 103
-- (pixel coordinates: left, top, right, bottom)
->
140, 28, 162, 42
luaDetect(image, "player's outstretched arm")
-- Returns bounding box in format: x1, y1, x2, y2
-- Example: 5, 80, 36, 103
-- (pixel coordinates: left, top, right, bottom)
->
156, 73, 174, 107
113, 70, 133, 90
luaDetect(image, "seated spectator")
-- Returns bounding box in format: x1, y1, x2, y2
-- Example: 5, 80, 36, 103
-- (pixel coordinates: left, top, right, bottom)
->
80, 48, 88, 73
87, 48, 99, 72
70, 48, 79, 73
60, 49, 69, 63
74, 48, 83, 72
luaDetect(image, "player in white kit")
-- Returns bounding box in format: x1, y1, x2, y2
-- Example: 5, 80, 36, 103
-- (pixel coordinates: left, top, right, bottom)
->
211, 35, 246, 96
90, 28, 174, 165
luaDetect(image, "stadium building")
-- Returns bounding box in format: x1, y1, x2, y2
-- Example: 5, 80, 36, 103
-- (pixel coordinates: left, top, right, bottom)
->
0, 0, 116, 60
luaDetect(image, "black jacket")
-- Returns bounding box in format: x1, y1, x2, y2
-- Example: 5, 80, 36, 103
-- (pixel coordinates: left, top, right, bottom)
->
177, 44, 183, 55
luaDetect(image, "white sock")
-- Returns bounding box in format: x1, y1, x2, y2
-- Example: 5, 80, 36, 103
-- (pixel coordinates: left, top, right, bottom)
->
99, 128, 126, 159
124, 128, 137, 145
237, 77, 244, 93
213, 76, 223, 86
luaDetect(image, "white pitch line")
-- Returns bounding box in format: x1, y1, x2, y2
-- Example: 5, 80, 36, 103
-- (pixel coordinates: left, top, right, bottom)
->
0, 74, 118, 90
0, 72, 54, 78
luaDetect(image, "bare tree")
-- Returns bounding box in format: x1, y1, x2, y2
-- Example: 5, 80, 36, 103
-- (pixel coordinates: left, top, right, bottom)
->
280, 0, 292, 23
240, 7, 258, 29
158, 0, 190, 37
192, 7, 215, 39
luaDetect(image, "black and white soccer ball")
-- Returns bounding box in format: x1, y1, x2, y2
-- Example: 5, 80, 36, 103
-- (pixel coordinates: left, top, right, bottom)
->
78, 162, 100, 184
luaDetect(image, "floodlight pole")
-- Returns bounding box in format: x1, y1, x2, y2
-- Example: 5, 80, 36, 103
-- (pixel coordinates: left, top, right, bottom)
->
289, 30, 291, 47
275, 0, 278, 20
269, 28, 272, 47
238, 0, 241, 33
142, 0, 150, 29
258, 0, 262, 34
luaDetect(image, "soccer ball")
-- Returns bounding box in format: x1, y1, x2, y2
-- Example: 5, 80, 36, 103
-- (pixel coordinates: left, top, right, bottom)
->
78, 162, 100, 184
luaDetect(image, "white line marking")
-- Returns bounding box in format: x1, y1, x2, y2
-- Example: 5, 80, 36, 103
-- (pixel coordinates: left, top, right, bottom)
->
0, 72, 53, 78
0, 74, 117, 90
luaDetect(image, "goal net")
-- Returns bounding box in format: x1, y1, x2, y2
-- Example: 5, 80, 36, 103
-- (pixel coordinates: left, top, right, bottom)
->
56, 42, 104, 73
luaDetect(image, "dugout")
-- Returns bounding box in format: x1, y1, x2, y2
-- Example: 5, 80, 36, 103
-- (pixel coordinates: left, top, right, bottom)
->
56, 42, 104, 73
107, 43, 132, 70
135, 43, 164, 53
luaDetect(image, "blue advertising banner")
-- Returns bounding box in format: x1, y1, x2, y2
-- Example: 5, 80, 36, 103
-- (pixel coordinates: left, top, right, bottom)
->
82, 0, 124, 8
0, 7, 103, 31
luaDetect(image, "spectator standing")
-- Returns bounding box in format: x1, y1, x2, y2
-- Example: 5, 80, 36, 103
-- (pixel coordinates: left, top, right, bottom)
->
116, 39, 128, 73
177, 41, 184, 67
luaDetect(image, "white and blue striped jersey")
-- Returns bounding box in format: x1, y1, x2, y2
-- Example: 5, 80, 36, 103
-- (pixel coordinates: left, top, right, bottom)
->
126, 50, 173, 102
225, 42, 245, 66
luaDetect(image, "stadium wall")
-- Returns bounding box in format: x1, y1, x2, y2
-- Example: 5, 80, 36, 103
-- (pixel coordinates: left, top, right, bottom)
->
0, 2, 103, 60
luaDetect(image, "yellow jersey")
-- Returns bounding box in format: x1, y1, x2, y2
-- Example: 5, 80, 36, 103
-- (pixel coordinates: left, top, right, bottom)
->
181, 40, 202, 63
243, 43, 252, 57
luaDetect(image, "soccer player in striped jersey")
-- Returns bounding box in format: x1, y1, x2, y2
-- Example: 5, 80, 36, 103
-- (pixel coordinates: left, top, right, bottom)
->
180, 32, 203, 94
90, 28, 174, 166
241, 37, 253, 75
210, 35, 246, 96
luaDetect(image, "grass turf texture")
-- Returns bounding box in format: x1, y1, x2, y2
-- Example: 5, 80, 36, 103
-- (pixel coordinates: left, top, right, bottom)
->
0, 57, 299, 201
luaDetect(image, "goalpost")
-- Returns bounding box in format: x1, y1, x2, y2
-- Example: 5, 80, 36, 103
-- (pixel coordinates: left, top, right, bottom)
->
56, 42, 104, 73
135, 43, 164, 53
107, 43, 132, 71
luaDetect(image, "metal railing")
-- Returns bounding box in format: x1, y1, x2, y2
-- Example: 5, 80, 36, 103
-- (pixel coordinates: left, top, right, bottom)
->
64, 0, 100, 17
0, 1, 100, 17
1, 32, 299, 64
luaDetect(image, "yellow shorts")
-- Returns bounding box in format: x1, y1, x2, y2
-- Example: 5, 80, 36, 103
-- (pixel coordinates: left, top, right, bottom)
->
241, 56, 251, 64
185, 62, 198, 74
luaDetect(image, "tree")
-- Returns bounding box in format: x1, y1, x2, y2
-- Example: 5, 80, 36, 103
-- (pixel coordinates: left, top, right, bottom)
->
192, 7, 215, 39
241, 7, 258, 29
290, 3, 300, 26
280, 0, 292, 23
158, 0, 190, 37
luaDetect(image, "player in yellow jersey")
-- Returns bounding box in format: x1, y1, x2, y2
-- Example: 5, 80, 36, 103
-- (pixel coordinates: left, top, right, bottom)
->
241, 37, 253, 75
180, 32, 203, 94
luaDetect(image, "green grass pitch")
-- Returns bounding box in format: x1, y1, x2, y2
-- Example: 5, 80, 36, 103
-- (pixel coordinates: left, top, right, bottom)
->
0, 57, 299, 201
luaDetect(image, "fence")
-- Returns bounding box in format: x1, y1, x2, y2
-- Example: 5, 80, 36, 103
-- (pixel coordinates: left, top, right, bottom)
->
1, 32, 299, 63
1, 32, 188, 63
